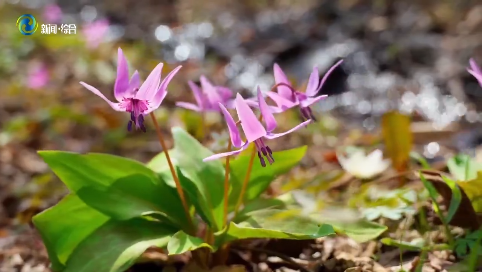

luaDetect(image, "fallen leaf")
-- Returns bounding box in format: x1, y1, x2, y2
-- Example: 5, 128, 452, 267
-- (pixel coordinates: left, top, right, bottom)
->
382, 111, 413, 174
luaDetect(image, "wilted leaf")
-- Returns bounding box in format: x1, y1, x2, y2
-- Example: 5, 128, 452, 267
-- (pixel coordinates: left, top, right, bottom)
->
381, 111, 412, 173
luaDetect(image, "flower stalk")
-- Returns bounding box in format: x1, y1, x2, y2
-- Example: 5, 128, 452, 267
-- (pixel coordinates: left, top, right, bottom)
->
223, 140, 232, 226
149, 112, 194, 233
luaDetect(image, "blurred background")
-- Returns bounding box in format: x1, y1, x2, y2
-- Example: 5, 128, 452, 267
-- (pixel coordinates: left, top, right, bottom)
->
1, 0, 482, 270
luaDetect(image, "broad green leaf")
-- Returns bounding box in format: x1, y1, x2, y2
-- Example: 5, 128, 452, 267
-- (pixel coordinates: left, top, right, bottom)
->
309, 208, 388, 243
38, 151, 157, 192
330, 220, 387, 243
147, 154, 214, 229
169, 127, 225, 231
234, 198, 288, 222
32, 194, 109, 271
229, 146, 307, 206
447, 154, 482, 181
381, 111, 412, 172
218, 209, 334, 246
76, 174, 190, 230
167, 230, 213, 255
64, 218, 176, 272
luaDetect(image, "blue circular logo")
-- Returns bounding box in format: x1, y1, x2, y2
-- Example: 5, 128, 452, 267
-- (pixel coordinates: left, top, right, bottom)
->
16, 14, 38, 35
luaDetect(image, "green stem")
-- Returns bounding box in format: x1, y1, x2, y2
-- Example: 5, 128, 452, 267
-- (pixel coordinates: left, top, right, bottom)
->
469, 228, 482, 271
150, 113, 194, 234
233, 143, 256, 218
223, 141, 232, 226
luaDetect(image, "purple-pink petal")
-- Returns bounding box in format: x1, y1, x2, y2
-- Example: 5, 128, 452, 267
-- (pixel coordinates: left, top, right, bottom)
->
80, 81, 122, 111
188, 81, 206, 109
217, 86, 233, 100
470, 58, 482, 75
219, 103, 244, 148
150, 65, 182, 109
305, 67, 320, 97
235, 94, 267, 143
129, 71, 140, 91
273, 63, 295, 100
200, 76, 223, 107
266, 91, 299, 111
299, 95, 328, 108
264, 119, 312, 140
257, 88, 277, 133
315, 59, 344, 95
137, 62, 163, 100
176, 102, 202, 112
203, 143, 249, 162
114, 48, 130, 102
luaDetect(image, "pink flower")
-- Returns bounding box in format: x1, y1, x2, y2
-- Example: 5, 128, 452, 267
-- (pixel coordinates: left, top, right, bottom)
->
27, 63, 49, 89
203, 87, 311, 167
79, 48, 182, 132
43, 4, 62, 24
82, 19, 110, 49
266, 60, 343, 121
176, 76, 235, 112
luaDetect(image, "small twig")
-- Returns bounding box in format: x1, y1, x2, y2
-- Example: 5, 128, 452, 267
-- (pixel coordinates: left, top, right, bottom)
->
231, 245, 313, 272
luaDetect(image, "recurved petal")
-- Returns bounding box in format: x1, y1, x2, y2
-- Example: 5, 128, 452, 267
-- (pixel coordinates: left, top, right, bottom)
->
305, 66, 320, 97
468, 68, 482, 87
114, 48, 130, 102
273, 63, 294, 100
299, 95, 328, 108
80, 81, 122, 111
315, 59, 344, 95
235, 93, 266, 143
257, 88, 277, 133
150, 65, 182, 109
137, 62, 164, 100
188, 81, 206, 109
264, 119, 311, 140
203, 143, 249, 162
200, 76, 223, 106
470, 58, 482, 75
266, 91, 298, 111
219, 103, 244, 148
176, 102, 202, 112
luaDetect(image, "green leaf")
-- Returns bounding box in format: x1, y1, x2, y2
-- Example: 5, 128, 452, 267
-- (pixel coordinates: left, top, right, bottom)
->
229, 146, 307, 206
447, 154, 482, 181
309, 208, 388, 243
441, 175, 462, 223
380, 238, 424, 251
169, 127, 226, 231
38, 151, 157, 192
381, 111, 412, 172
167, 231, 214, 255
235, 198, 288, 222
76, 174, 190, 229
218, 209, 334, 246
32, 194, 109, 271
64, 218, 176, 272
330, 220, 387, 243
